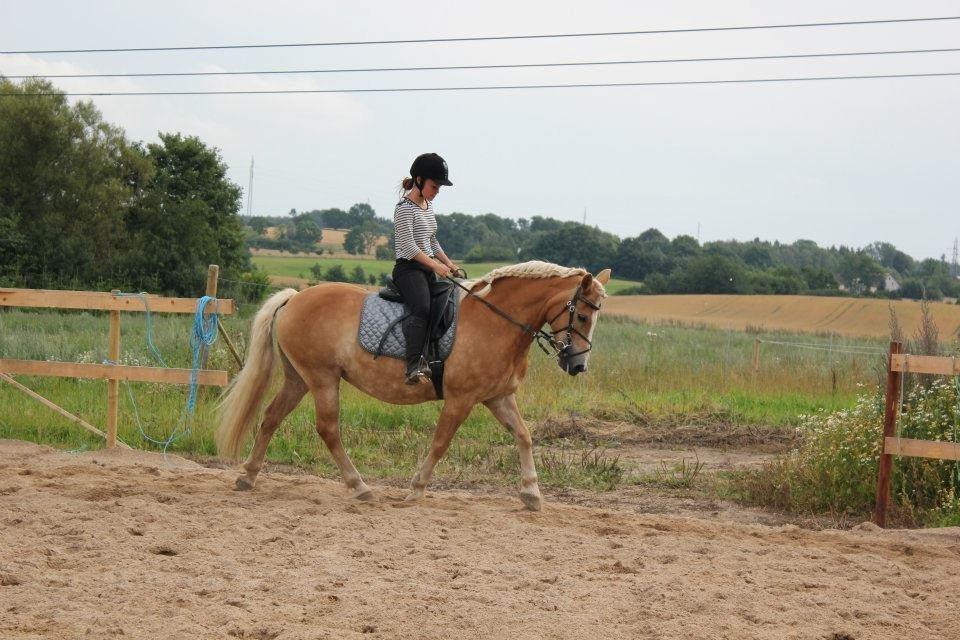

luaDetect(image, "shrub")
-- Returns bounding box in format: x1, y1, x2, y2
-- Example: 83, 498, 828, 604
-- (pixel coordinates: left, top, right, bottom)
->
730, 379, 960, 526
324, 264, 348, 282
350, 265, 367, 284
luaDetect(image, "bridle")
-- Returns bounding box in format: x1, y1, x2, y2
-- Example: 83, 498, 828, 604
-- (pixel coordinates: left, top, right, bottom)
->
545, 282, 602, 359
445, 275, 602, 361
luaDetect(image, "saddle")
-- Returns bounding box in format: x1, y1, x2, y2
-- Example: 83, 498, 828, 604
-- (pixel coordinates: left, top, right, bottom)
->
357, 277, 461, 398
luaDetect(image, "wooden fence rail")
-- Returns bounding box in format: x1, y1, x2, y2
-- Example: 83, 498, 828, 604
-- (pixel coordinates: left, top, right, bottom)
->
873, 340, 960, 527
0, 265, 234, 448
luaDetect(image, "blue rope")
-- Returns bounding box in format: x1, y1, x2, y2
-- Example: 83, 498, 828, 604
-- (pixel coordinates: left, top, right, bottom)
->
187, 295, 220, 412
113, 292, 168, 367
107, 292, 220, 453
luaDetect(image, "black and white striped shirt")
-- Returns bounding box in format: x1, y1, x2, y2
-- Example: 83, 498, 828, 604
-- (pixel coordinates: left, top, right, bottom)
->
394, 197, 443, 259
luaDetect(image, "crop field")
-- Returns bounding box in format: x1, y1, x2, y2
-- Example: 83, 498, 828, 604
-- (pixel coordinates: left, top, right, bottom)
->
251, 255, 644, 293
605, 293, 960, 339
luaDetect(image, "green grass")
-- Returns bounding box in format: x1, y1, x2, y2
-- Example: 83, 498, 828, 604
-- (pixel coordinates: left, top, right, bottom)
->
251, 255, 643, 293
0, 305, 883, 494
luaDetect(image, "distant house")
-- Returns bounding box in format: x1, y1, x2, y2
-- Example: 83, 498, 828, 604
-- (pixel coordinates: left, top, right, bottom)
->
883, 272, 901, 292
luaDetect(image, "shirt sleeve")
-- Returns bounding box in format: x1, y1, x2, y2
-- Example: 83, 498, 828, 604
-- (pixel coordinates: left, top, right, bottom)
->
430, 236, 443, 256
394, 203, 421, 259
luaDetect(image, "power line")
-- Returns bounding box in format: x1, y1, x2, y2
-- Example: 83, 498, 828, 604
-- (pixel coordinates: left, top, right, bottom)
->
6, 71, 960, 96
6, 47, 960, 79
3, 16, 959, 55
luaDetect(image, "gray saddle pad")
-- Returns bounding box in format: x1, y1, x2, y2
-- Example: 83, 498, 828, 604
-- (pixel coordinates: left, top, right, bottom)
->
357, 294, 458, 361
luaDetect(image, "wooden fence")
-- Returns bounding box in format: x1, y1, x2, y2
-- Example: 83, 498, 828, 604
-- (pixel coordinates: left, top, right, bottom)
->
873, 340, 960, 527
0, 265, 235, 448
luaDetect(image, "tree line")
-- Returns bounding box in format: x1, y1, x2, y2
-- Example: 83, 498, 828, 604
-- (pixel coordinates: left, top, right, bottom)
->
246, 206, 959, 300
0, 78, 268, 301
4, 77, 955, 303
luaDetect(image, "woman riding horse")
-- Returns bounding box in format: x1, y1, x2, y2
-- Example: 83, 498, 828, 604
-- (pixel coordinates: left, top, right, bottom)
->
216, 200, 611, 510
392, 152, 460, 385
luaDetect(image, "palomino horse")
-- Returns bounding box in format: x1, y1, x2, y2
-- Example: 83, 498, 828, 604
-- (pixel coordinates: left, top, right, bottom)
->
216, 261, 610, 510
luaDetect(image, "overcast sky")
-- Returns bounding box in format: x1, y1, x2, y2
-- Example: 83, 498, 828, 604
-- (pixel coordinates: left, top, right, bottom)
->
3, 1, 959, 261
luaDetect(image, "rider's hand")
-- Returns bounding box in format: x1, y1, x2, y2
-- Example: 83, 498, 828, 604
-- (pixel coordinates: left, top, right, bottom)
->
448, 262, 461, 277
433, 261, 452, 278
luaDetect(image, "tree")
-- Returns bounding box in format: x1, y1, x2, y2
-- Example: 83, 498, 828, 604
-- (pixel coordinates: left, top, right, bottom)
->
324, 264, 348, 282
615, 229, 671, 280
864, 241, 915, 276
125, 133, 249, 294
344, 220, 382, 255
348, 202, 376, 222
836, 251, 884, 293
350, 265, 367, 284
291, 214, 323, 247
743, 241, 774, 269
521, 222, 618, 273
248, 216, 270, 234
676, 255, 745, 294
0, 78, 151, 287
669, 235, 701, 265
800, 266, 838, 290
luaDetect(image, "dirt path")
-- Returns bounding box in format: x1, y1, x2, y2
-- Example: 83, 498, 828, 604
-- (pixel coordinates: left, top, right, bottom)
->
2, 439, 959, 640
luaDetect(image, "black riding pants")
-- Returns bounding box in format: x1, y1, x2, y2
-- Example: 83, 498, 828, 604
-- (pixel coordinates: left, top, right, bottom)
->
392, 259, 436, 362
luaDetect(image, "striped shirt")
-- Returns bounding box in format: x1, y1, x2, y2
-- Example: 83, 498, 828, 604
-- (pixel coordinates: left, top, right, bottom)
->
394, 197, 443, 259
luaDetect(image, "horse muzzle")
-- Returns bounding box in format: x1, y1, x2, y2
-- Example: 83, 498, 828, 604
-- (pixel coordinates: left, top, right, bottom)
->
558, 348, 588, 376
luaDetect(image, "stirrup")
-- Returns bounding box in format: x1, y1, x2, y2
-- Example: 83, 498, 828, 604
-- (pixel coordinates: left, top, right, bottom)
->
404, 357, 432, 385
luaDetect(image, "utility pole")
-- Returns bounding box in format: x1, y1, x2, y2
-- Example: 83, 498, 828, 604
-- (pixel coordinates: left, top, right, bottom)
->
583, 207, 587, 225
246, 156, 255, 217
952, 237, 959, 278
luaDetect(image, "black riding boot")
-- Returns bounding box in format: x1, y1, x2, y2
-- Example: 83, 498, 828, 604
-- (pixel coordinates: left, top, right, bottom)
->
401, 316, 432, 384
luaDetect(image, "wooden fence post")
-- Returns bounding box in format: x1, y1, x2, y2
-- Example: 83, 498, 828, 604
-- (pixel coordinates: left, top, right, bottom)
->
201, 264, 219, 370
753, 338, 761, 374
106, 291, 122, 448
873, 340, 903, 527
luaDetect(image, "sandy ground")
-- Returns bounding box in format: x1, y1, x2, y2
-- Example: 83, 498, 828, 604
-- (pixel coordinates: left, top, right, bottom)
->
2, 439, 959, 640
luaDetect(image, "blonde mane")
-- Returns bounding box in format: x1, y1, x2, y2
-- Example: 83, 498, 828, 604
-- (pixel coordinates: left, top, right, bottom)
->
461, 260, 603, 298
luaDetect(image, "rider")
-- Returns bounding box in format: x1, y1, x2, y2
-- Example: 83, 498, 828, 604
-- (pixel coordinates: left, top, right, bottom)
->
393, 153, 460, 385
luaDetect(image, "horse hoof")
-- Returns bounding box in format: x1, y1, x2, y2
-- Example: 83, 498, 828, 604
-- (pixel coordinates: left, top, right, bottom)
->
404, 490, 424, 503
235, 476, 255, 491
520, 492, 542, 512
354, 489, 375, 501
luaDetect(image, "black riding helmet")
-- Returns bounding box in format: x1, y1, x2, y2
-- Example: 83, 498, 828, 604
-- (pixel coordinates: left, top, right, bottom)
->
410, 153, 453, 188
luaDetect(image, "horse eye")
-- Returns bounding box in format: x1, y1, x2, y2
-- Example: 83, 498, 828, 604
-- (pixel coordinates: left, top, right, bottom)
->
577, 314, 588, 323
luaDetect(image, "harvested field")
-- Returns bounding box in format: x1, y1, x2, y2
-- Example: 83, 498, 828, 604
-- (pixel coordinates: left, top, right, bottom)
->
604, 294, 960, 338
2, 439, 959, 640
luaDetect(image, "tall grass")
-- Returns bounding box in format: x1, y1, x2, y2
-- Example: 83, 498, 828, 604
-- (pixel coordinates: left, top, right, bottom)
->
729, 302, 960, 526
0, 306, 883, 488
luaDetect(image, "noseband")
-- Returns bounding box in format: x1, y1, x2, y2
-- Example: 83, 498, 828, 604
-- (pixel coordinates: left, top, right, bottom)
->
446, 277, 602, 362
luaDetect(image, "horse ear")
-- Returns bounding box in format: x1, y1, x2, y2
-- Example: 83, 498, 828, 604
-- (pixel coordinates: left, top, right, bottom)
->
595, 269, 611, 285
579, 273, 593, 289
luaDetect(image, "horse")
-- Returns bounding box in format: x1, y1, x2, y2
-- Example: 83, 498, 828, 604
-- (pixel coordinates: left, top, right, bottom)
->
215, 261, 611, 511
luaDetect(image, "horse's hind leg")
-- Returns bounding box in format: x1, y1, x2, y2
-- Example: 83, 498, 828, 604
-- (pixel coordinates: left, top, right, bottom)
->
235, 355, 308, 490
312, 376, 373, 500
484, 394, 542, 511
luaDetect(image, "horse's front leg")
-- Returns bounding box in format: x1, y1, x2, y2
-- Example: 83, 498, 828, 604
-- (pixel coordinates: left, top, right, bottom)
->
406, 398, 475, 502
484, 394, 542, 511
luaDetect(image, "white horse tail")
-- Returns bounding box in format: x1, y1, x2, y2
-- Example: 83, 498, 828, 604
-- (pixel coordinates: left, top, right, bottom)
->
215, 288, 298, 460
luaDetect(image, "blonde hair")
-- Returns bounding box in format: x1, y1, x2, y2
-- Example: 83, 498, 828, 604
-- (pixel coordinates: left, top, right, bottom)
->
463, 261, 604, 298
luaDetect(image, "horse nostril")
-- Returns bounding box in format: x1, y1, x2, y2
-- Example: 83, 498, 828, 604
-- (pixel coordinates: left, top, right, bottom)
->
569, 363, 586, 376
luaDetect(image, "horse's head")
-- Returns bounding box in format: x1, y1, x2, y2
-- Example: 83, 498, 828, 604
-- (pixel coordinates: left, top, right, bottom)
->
546, 268, 611, 376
